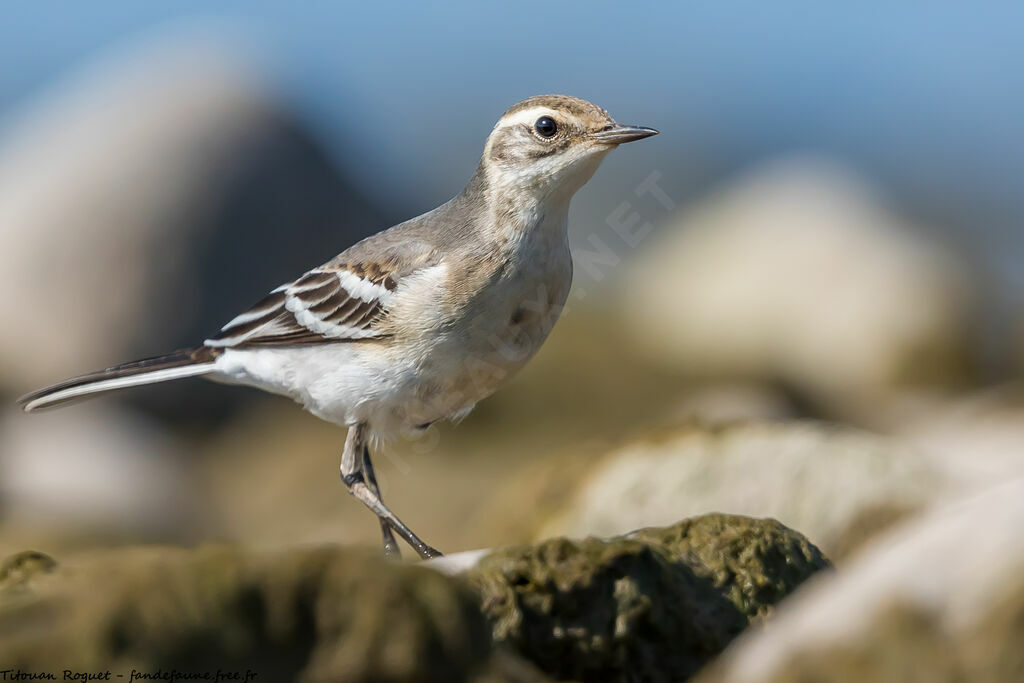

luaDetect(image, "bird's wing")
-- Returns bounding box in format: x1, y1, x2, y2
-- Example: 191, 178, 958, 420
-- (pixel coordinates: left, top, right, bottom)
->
204, 261, 405, 348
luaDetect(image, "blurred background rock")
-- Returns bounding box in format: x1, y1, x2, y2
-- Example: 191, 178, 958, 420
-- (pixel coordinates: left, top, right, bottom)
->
696, 480, 1024, 683
1, 0, 1022, 615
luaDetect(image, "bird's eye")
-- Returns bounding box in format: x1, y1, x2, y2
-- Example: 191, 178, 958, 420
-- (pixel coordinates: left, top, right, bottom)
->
534, 116, 558, 138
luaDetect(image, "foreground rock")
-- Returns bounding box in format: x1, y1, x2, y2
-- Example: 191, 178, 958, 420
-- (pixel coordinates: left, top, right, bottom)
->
458, 514, 829, 682
0, 515, 828, 682
696, 480, 1024, 683
0, 545, 519, 682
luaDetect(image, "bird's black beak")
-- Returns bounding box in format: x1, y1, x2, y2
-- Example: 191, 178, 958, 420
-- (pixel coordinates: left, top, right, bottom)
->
590, 124, 659, 144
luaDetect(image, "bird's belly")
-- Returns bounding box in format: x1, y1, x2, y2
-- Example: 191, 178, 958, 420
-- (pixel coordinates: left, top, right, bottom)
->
213, 343, 415, 429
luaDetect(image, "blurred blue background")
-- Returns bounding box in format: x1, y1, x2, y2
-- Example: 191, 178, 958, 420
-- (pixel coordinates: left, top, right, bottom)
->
4, 1, 1022, 288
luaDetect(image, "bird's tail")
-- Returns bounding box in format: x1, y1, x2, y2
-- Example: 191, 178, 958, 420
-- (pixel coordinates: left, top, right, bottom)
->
18, 347, 219, 413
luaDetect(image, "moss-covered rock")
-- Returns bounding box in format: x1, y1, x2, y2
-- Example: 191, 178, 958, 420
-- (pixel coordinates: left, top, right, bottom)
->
463, 514, 829, 681
0, 545, 517, 683
0, 517, 829, 682
630, 514, 831, 621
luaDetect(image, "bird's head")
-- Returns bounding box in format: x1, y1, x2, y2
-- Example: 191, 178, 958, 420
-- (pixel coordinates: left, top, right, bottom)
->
481, 94, 658, 202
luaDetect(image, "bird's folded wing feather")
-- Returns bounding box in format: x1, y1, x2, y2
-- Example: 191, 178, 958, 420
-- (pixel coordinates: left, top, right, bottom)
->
205, 263, 402, 348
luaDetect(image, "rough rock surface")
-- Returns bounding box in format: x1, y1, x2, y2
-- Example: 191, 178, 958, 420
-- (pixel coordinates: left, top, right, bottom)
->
0, 545, 513, 683
463, 514, 829, 682
696, 481, 1024, 683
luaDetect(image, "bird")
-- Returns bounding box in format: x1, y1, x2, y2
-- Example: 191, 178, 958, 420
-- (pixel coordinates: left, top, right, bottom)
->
18, 94, 658, 559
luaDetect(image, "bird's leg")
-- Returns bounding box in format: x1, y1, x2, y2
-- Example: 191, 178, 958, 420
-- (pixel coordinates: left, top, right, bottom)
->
340, 424, 443, 560
361, 443, 401, 558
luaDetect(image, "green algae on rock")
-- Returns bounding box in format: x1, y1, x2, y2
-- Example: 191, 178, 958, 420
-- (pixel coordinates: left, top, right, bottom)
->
463, 513, 829, 681
630, 514, 830, 621
0, 517, 829, 682
0, 546, 509, 683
